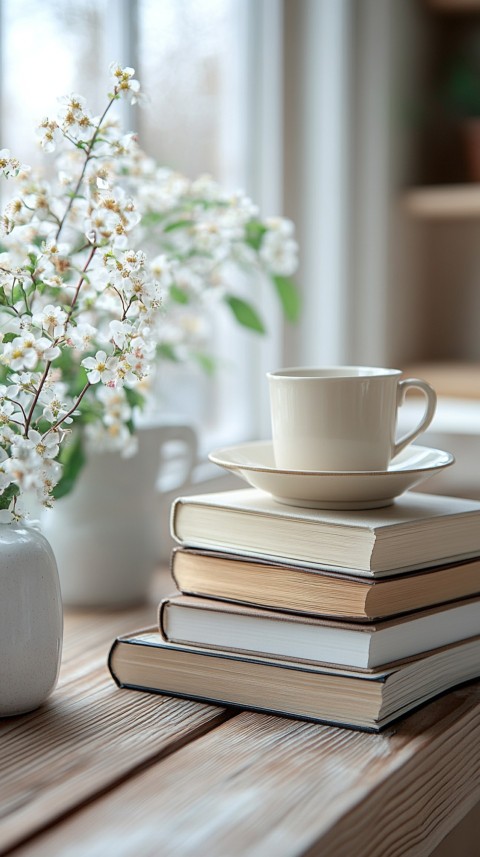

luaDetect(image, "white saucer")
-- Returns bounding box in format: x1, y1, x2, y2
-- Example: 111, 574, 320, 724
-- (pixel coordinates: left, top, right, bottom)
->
208, 441, 455, 510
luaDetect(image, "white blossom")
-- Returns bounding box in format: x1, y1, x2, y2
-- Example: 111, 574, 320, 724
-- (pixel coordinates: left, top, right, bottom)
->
0, 399, 21, 425
9, 372, 40, 395
259, 222, 299, 276
32, 304, 68, 338
4, 453, 43, 493
0, 447, 12, 491
0, 149, 27, 177
109, 63, 141, 105
57, 94, 93, 142
39, 386, 76, 425
84, 420, 138, 456
96, 385, 132, 423
37, 458, 63, 505
109, 319, 133, 349
36, 118, 60, 152
26, 429, 60, 461
82, 350, 116, 385
66, 322, 97, 351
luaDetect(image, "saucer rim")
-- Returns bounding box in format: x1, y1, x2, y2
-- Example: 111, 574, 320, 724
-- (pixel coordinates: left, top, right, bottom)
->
208, 441, 455, 478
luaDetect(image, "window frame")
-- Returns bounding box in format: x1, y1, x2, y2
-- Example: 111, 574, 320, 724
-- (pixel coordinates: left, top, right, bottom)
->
0, 0, 360, 455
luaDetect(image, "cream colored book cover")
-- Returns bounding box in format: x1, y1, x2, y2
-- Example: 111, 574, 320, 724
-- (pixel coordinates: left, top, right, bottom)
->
170, 489, 480, 575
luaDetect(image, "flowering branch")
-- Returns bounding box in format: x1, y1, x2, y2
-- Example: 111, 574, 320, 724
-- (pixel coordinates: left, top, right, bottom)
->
48, 382, 90, 433
0, 62, 299, 518
24, 363, 52, 435
55, 97, 116, 241
65, 244, 97, 325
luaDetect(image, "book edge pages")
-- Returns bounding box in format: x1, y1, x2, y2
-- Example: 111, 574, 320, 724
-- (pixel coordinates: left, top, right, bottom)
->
160, 592, 480, 633
170, 502, 480, 576
109, 629, 480, 677
172, 547, 480, 621
109, 629, 390, 678
108, 632, 480, 731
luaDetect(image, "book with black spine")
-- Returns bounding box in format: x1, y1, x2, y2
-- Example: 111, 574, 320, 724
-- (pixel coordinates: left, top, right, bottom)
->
108, 629, 480, 732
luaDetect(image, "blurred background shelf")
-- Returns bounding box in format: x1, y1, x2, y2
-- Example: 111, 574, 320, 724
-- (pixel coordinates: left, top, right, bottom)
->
404, 361, 480, 399
388, 2, 480, 504
404, 185, 480, 218
399, 363, 480, 499
426, 0, 480, 11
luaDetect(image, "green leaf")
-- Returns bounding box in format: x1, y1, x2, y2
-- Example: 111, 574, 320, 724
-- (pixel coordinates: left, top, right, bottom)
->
272, 275, 301, 322
0, 484, 19, 510
53, 433, 86, 500
12, 282, 26, 304
169, 284, 190, 304
157, 343, 180, 362
124, 387, 146, 411
76, 400, 100, 424
245, 220, 267, 251
164, 219, 193, 233
191, 351, 217, 375
51, 347, 74, 373
141, 211, 167, 228
52, 355, 88, 397
224, 295, 266, 334
34, 418, 54, 435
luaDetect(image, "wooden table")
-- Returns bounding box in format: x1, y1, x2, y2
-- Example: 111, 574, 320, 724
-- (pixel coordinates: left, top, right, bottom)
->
2, 570, 480, 857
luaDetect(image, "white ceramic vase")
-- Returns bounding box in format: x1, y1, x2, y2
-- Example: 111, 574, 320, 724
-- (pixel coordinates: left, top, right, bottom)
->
0, 522, 63, 717
41, 423, 197, 608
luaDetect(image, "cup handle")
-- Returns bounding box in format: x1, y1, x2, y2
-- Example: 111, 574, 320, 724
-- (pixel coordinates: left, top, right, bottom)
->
394, 378, 437, 458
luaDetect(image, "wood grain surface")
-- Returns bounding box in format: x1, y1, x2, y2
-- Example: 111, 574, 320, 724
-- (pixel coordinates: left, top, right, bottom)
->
9, 685, 480, 857
2, 589, 480, 857
0, 606, 230, 854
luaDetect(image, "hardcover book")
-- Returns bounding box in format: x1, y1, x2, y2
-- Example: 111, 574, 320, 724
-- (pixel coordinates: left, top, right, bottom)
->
171, 547, 480, 621
108, 630, 480, 731
170, 489, 480, 576
159, 593, 480, 670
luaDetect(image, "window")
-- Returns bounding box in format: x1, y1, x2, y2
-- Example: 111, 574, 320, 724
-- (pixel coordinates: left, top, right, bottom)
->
1, 0, 285, 448
0, 0, 354, 452
2, 0, 110, 165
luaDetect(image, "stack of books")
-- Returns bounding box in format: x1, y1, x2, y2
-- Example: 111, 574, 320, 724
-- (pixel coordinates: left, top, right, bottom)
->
109, 488, 480, 731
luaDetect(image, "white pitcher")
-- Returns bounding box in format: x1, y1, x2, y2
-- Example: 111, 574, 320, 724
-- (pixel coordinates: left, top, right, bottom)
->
41, 423, 197, 607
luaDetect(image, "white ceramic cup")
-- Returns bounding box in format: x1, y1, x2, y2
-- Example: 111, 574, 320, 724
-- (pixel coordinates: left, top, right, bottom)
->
267, 366, 437, 472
